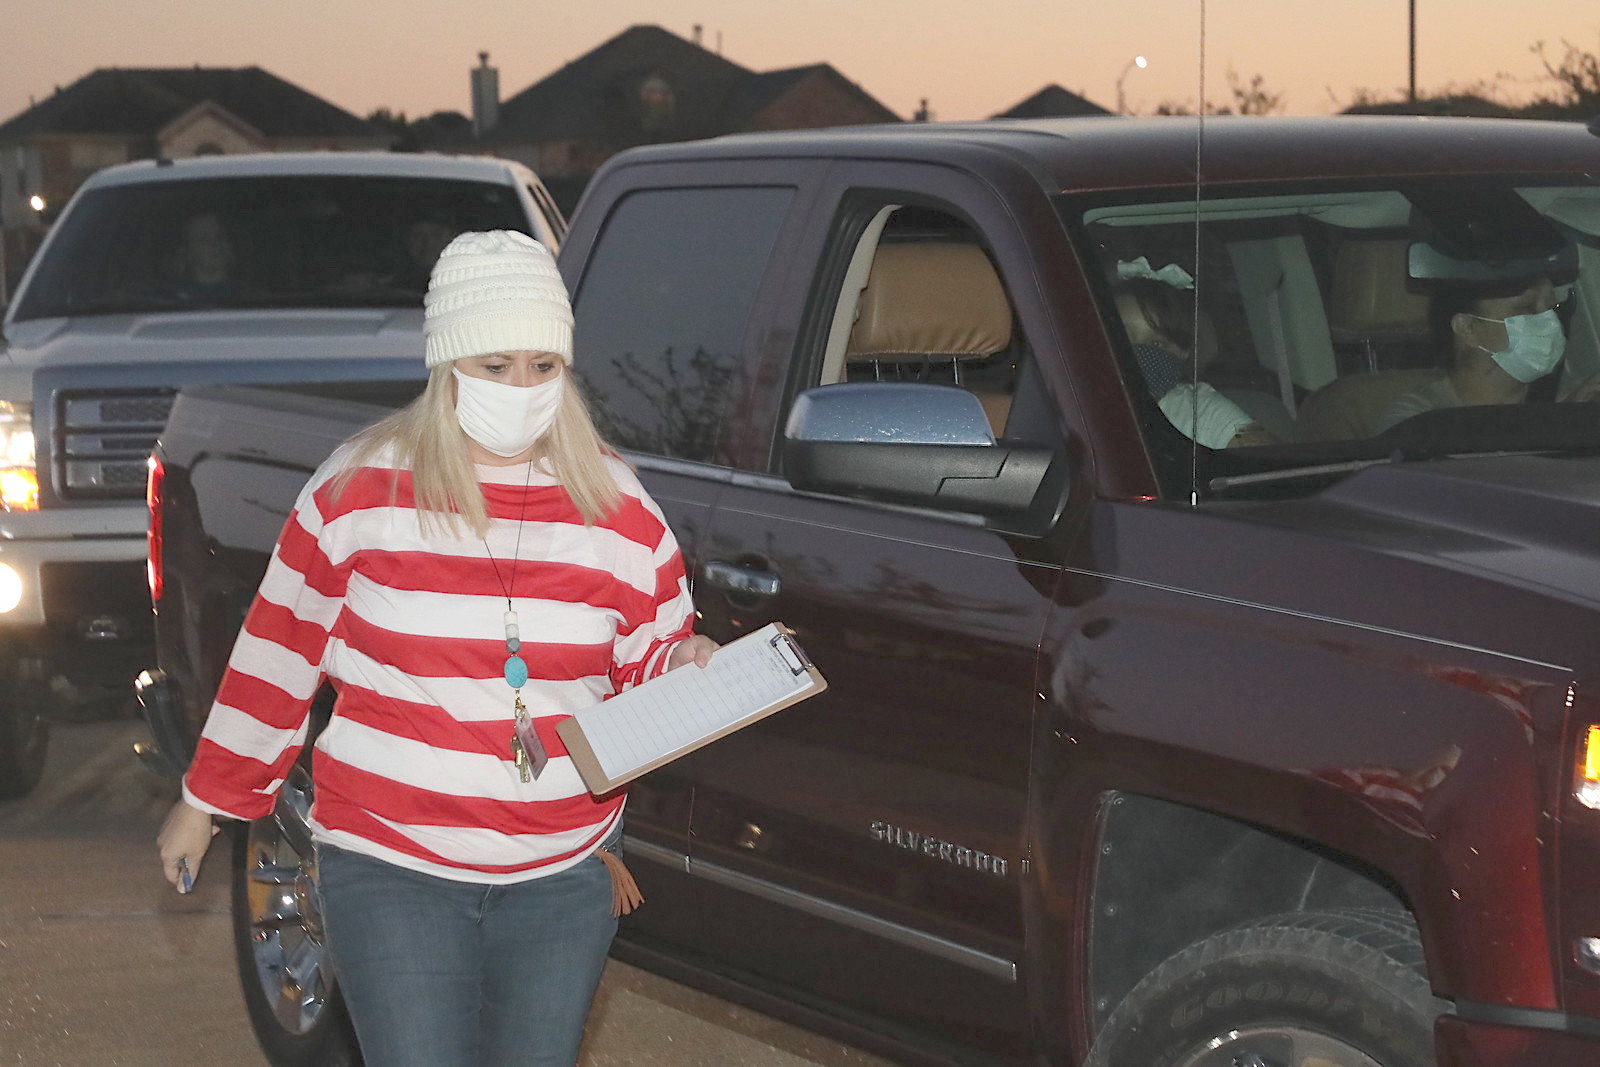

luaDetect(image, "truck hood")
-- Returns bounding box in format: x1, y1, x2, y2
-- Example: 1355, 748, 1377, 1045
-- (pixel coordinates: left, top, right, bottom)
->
1308, 453, 1600, 605
1110, 452, 1600, 677
1, 309, 426, 370
1183, 452, 1600, 674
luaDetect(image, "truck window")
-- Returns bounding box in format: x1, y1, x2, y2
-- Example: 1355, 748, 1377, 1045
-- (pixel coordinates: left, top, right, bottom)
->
812, 202, 1056, 449
11, 176, 531, 321
1071, 177, 1600, 497
571, 186, 794, 463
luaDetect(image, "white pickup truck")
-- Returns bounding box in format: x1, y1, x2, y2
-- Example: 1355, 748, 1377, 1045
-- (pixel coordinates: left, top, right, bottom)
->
0, 151, 564, 796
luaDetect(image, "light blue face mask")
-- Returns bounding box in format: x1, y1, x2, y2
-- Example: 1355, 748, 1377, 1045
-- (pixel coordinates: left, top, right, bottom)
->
1472, 309, 1566, 384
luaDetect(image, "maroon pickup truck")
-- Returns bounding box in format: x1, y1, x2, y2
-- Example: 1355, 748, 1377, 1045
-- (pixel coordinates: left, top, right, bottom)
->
139, 116, 1600, 1066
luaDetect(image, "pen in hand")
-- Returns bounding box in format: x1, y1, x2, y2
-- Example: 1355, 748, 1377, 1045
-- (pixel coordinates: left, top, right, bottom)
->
179, 858, 193, 894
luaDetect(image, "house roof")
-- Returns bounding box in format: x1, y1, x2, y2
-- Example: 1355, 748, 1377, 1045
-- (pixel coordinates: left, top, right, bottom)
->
654, 64, 899, 139
0, 66, 380, 141
706, 66, 817, 130
487, 25, 898, 146
489, 24, 751, 144
991, 84, 1112, 119
718, 64, 900, 128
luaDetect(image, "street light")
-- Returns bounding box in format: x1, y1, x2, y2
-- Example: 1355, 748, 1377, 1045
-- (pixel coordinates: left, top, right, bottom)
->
1408, 0, 1417, 103
28, 195, 45, 213
1116, 56, 1148, 115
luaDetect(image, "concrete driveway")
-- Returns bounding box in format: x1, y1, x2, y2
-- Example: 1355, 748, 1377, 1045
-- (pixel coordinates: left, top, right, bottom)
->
0, 719, 890, 1066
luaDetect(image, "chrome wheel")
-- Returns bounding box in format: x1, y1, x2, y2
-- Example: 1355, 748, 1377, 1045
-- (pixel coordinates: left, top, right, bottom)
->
241, 765, 333, 1037
1176, 1025, 1384, 1067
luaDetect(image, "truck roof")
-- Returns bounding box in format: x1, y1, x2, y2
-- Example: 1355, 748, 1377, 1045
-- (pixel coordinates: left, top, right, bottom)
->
600, 115, 1600, 195
80, 150, 538, 189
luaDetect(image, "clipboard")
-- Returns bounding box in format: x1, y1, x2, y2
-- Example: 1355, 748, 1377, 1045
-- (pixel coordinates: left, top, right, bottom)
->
557, 622, 826, 794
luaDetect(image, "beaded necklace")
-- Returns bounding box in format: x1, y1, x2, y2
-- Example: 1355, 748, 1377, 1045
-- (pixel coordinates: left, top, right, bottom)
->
482, 456, 545, 781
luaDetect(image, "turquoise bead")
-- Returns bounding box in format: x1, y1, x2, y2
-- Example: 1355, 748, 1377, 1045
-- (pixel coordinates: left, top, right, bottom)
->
504, 655, 528, 688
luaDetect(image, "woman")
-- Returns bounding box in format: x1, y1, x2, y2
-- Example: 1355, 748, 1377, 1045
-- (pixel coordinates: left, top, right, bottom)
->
156, 230, 715, 1065
1114, 272, 1274, 449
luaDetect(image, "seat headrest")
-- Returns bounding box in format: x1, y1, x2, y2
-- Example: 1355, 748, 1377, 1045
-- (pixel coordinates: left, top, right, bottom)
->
846, 243, 1013, 363
1326, 238, 1431, 343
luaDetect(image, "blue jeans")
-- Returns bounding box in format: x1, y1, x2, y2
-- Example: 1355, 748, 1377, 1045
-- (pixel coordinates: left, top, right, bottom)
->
316, 838, 620, 1066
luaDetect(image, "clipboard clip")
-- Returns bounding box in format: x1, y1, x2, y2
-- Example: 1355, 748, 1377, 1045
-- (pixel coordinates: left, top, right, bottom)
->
770, 629, 813, 676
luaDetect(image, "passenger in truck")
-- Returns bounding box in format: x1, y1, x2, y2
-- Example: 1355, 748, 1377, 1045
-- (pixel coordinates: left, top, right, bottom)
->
1113, 264, 1275, 449
164, 209, 241, 304
390, 215, 458, 292
1377, 272, 1600, 432
336, 216, 459, 296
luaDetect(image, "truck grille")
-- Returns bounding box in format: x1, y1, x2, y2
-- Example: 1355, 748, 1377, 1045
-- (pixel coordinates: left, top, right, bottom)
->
54, 388, 177, 500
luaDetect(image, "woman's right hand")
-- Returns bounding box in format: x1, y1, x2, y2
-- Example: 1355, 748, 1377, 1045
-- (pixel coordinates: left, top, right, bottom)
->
157, 799, 220, 894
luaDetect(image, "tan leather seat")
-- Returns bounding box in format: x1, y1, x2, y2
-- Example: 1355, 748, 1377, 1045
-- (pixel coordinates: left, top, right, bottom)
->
846, 242, 1015, 435
1326, 238, 1432, 358
1299, 239, 1440, 440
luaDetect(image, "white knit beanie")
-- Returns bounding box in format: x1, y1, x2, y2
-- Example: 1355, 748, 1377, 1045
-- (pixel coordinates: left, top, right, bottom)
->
422, 230, 573, 367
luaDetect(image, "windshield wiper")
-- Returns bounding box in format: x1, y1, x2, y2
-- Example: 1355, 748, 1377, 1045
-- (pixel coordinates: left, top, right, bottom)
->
1208, 444, 1600, 494
1207, 457, 1390, 493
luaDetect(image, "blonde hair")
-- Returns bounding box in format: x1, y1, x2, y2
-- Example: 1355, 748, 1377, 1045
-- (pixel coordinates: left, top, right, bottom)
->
334, 363, 622, 538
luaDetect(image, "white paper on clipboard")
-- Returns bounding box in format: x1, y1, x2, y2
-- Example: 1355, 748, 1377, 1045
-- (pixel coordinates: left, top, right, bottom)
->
556, 622, 826, 794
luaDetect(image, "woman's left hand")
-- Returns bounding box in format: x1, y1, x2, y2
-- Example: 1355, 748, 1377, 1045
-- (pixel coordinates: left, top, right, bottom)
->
668, 635, 719, 670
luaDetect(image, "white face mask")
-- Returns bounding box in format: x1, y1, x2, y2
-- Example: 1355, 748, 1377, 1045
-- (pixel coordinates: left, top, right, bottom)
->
451, 367, 563, 457
1472, 309, 1566, 384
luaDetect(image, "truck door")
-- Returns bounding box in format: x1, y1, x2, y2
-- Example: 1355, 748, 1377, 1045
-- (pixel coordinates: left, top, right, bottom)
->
679, 168, 1076, 1056
562, 161, 827, 941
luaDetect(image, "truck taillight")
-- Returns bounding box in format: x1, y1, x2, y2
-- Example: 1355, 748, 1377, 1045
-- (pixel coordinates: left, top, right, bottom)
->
1577, 724, 1600, 810
146, 453, 164, 602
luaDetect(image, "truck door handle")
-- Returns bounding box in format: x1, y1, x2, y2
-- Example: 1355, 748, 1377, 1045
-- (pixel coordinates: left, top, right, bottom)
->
702, 560, 781, 598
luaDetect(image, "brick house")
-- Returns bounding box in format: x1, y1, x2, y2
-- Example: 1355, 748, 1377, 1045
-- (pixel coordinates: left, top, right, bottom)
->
476, 25, 901, 210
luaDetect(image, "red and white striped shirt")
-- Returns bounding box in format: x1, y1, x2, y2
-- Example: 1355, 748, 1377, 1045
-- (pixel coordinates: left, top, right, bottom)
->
183, 446, 696, 883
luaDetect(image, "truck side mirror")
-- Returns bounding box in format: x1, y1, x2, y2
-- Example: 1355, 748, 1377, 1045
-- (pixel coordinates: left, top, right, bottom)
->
782, 382, 1069, 534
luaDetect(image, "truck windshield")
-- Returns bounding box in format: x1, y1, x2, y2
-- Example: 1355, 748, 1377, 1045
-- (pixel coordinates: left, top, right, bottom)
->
1066, 176, 1600, 497
11, 175, 531, 321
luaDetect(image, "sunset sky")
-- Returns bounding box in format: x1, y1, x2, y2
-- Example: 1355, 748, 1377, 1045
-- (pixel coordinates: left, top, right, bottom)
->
5, 1, 1598, 126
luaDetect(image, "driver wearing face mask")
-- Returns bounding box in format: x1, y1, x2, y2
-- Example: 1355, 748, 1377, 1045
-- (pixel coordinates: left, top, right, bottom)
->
1378, 274, 1600, 432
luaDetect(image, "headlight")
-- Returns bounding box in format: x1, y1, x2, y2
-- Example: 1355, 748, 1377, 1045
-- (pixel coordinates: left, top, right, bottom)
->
0, 401, 37, 512
0, 563, 20, 612
1578, 723, 1600, 810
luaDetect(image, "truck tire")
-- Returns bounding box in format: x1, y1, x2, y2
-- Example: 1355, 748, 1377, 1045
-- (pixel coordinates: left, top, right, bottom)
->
0, 682, 49, 800
231, 764, 360, 1066
1086, 908, 1446, 1067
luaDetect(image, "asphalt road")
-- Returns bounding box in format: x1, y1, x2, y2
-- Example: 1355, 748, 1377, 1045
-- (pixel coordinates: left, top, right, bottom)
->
0, 718, 891, 1066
